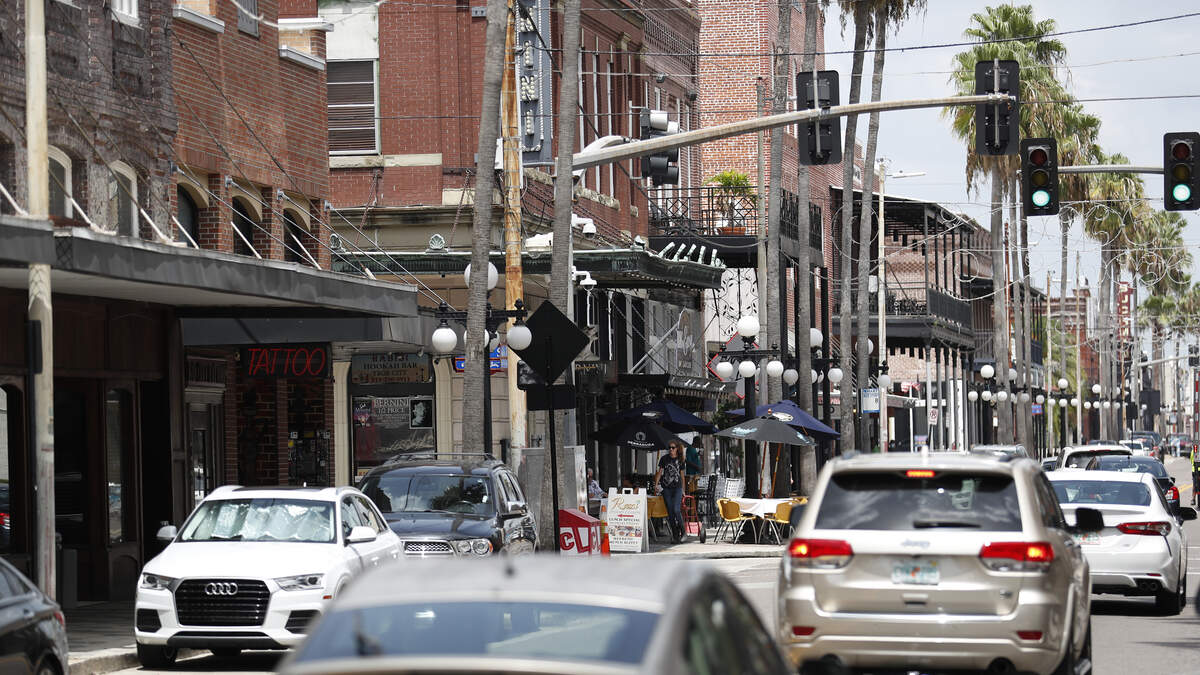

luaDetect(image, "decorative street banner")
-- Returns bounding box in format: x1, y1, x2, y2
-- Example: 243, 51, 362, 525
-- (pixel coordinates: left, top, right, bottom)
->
517, 0, 553, 165
605, 488, 648, 553
241, 344, 329, 379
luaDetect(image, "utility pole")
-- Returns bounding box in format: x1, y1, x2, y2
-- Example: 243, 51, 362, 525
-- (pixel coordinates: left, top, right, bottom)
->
1045, 269, 1052, 453
1074, 251, 1083, 443
755, 79, 767, 350
877, 163, 888, 452
26, 0, 55, 598
501, 0, 527, 459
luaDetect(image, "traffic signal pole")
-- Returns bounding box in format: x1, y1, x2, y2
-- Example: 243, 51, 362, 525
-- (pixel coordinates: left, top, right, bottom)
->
572, 94, 1015, 170
501, 0, 527, 458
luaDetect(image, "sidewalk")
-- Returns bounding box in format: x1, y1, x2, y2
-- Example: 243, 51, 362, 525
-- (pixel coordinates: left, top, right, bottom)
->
612, 526, 785, 559
65, 602, 199, 675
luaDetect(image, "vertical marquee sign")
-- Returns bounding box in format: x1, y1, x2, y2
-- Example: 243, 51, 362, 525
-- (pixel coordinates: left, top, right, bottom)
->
517, 0, 553, 165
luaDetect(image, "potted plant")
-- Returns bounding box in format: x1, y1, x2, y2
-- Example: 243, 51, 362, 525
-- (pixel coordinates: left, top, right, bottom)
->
706, 170, 753, 234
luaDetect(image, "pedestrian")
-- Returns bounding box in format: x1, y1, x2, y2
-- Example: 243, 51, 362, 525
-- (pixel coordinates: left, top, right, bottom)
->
1191, 444, 1200, 507
655, 440, 686, 543
587, 467, 604, 500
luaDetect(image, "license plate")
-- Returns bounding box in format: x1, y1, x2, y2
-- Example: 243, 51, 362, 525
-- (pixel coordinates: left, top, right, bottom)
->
1074, 532, 1100, 545
892, 560, 940, 585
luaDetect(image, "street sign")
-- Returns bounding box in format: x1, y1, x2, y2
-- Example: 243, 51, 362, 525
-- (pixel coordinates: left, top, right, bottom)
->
511, 301, 590, 383
861, 387, 880, 414
453, 345, 508, 374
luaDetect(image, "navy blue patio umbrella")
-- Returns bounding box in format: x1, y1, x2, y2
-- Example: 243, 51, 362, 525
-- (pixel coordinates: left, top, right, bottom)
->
727, 399, 840, 440
601, 399, 718, 434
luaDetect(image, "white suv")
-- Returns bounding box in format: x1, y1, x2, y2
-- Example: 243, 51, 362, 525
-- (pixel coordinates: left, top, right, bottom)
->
778, 452, 1102, 675
134, 485, 400, 667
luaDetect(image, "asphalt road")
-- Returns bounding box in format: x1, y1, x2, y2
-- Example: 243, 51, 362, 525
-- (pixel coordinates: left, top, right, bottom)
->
116, 453, 1200, 675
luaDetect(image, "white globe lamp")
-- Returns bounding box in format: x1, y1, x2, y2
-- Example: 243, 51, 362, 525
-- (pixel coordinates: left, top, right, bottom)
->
766, 359, 785, 379
996, 390, 1009, 402
866, 338, 875, 354
1084, 401, 1092, 410
1091, 383, 1101, 395
1020, 392, 1031, 403
981, 364, 995, 380
810, 327, 823, 348
982, 390, 993, 402
736, 315, 760, 339
463, 262, 499, 291
1008, 367, 1017, 381
810, 369, 819, 384
1071, 397, 1079, 408
1057, 377, 1069, 391
506, 323, 532, 351
968, 390, 979, 402
738, 360, 757, 378
877, 373, 892, 389
828, 367, 844, 385
1036, 394, 1045, 405
783, 368, 799, 386
715, 361, 735, 380
431, 323, 458, 354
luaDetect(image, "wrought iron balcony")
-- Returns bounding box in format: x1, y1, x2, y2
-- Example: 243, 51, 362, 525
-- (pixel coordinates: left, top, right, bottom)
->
648, 186, 761, 237
883, 283, 971, 327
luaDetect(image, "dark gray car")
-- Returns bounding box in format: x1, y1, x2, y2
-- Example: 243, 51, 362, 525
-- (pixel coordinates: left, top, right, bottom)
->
0, 557, 68, 675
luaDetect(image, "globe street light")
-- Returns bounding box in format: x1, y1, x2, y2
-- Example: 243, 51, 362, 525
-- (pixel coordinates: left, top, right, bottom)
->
1091, 383, 1101, 395
810, 327, 823, 349
828, 367, 844, 385
981, 364, 995, 380
968, 390, 979, 402
715, 360, 735, 380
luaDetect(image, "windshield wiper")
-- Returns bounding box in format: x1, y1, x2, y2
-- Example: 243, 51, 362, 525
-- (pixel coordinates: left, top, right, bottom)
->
912, 519, 982, 529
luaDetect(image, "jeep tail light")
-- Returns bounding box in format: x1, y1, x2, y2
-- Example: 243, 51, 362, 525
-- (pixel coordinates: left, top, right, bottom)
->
0, 512, 8, 528
1017, 630, 1043, 641
1117, 521, 1171, 536
979, 541, 1054, 572
1167, 485, 1180, 502
788, 538, 853, 568
791, 625, 815, 636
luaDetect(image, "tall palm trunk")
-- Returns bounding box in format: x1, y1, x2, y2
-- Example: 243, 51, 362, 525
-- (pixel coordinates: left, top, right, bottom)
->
1008, 179, 1026, 448
1058, 209, 1070, 439
1098, 245, 1114, 438
989, 167, 1011, 442
765, 0, 792, 495
463, 0, 511, 451
794, 0, 820, 492
856, 5, 886, 451
837, 3, 869, 452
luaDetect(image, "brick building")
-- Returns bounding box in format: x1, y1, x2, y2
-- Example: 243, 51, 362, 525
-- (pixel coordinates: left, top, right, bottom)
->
0, 0, 420, 602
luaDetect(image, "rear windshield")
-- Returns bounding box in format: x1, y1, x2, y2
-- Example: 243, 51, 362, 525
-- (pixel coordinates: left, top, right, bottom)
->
1063, 450, 1128, 468
815, 472, 1022, 531
1051, 480, 1152, 506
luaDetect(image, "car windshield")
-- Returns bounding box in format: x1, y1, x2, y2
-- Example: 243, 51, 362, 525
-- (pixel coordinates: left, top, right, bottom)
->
291, 601, 658, 665
1051, 480, 1152, 506
1064, 450, 1129, 468
814, 471, 1022, 531
360, 473, 494, 516
1087, 456, 1168, 478
179, 498, 335, 543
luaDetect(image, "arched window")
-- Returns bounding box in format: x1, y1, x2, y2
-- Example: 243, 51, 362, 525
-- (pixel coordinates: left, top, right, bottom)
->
282, 210, 310, 265
176, 185, 200, 245
231, 198, 257, 256
48, 146, 72, 219
107, 161, 138, 236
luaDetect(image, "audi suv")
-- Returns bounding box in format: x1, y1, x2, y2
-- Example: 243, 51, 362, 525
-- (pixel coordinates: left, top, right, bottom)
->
133, 485, 400, 667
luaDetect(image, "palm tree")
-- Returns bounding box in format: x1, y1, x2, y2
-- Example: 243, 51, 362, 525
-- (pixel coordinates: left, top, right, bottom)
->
947, 4, 1068, 444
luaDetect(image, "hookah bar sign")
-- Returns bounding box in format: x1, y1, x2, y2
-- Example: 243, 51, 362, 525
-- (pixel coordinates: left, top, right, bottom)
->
241, 344, 330, 379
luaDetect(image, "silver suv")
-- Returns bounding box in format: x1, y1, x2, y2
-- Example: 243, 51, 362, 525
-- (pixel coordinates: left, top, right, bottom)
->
777, 452, 1102, 675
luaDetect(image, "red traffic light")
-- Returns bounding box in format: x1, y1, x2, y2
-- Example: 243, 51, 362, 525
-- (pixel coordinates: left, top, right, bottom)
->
1173, 141, 1191, 161
1028, 147, 1048, 167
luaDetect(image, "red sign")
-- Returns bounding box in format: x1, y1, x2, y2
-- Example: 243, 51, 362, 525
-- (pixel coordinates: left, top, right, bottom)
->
240, 344, 330, 379
558, 509, 601, 555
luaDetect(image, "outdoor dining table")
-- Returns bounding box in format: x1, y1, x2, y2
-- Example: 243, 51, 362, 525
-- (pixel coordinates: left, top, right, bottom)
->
732, 497, 792, 519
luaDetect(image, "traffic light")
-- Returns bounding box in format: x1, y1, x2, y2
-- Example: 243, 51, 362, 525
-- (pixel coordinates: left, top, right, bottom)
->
1189, 345, 1198, 367
1020, 138, 1058, 216
639, 109, 679, 186
974, 60, 1020, 156
796, 70, 841, 165
1164, 132, 1199, 211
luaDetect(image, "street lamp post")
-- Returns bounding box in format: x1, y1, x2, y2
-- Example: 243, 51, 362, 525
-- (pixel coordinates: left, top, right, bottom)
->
714, 315, 783, 497
980, 364, 996, 444
430, 262, 528, 457
1055, 377, 1073, 451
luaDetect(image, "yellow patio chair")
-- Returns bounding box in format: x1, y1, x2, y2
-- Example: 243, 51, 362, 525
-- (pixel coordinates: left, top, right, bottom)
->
763, 501, 793, 545
715, 498, 755, 544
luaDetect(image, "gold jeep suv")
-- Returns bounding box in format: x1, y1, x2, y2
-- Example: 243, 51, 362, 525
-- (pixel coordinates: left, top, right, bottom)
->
778, 452, 1102, 675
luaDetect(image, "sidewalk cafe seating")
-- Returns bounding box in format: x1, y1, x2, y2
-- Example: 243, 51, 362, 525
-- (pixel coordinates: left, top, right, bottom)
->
715, 498, 755, 543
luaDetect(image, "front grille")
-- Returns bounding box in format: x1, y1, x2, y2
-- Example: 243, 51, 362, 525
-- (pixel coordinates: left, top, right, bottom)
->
286, 610, 321, 633
174, 579, 270, 627
136, 609, 162, 632
403, 540, 453, 556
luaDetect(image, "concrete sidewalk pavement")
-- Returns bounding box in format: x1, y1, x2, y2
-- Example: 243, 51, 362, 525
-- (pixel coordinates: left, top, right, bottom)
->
65, 602, 200, 675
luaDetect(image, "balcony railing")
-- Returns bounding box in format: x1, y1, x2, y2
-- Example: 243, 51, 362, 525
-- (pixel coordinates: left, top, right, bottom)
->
884, 283, 971, 327
973, 330, 1045, 365
648, 186, 761, 237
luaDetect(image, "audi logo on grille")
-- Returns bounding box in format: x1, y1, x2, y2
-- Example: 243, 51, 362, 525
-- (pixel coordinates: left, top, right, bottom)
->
204, 582, 239, 596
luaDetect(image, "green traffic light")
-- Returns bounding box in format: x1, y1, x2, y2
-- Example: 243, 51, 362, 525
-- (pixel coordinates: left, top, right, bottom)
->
1173, 183, 1192, 203
1031, 190, 1051, 208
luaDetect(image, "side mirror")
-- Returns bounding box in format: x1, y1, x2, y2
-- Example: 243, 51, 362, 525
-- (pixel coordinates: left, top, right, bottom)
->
156, 525, 178, 543
1073, 507, 1104, 534
346, 525, 377, 545
500, 502, 527, 520
1180, 507, 1198, 522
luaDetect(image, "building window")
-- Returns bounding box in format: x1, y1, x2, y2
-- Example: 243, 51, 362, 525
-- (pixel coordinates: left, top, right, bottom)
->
283, 210, 311, 265
47, 146, 72, 219
231, 198, 257, 256
176, 185, 200, 245
112, 0, 137, 22
327, 61, 377, 154
236, 0, 259, 36
107, 161, 138, 236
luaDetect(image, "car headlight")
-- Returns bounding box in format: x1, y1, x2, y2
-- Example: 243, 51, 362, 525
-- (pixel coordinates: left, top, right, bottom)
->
275, 573, 325, 591
139, 573, 175, 591
451, 538, 493, 556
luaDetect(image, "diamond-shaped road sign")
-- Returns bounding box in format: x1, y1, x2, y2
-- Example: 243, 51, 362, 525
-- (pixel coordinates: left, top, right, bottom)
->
510, 301, 590, 384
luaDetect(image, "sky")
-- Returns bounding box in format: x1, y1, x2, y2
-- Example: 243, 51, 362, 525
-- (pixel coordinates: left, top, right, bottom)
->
820, 0, 1200, 300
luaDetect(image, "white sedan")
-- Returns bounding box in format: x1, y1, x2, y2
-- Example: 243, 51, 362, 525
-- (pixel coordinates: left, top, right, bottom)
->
1047, 470, 1196, 614
134, 485, 401, 668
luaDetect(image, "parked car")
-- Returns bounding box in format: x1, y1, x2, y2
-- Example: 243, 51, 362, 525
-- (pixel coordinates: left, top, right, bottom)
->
1118, 439, 1152, 457
358, 454, 537, 557
1047, 470, 1195, 613
1129, 431, 1164, 460
134, 485, 401, 667
0, 557, 68, 675
1059, 444, 1132, 469
1084, 454, 1180, 513
969, 444, 1029, 458
1041, 456, 1060, 472
279, 557, 793, 675
1166, 434, 1190, 457
777, 452, 1101, 674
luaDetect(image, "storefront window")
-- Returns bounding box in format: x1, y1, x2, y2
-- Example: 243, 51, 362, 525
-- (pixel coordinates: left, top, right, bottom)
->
105, 389, 133, 544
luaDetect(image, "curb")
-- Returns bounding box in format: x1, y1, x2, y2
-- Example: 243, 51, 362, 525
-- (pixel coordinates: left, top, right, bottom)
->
613, 548, 783, 559
69, 648, 202, 675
